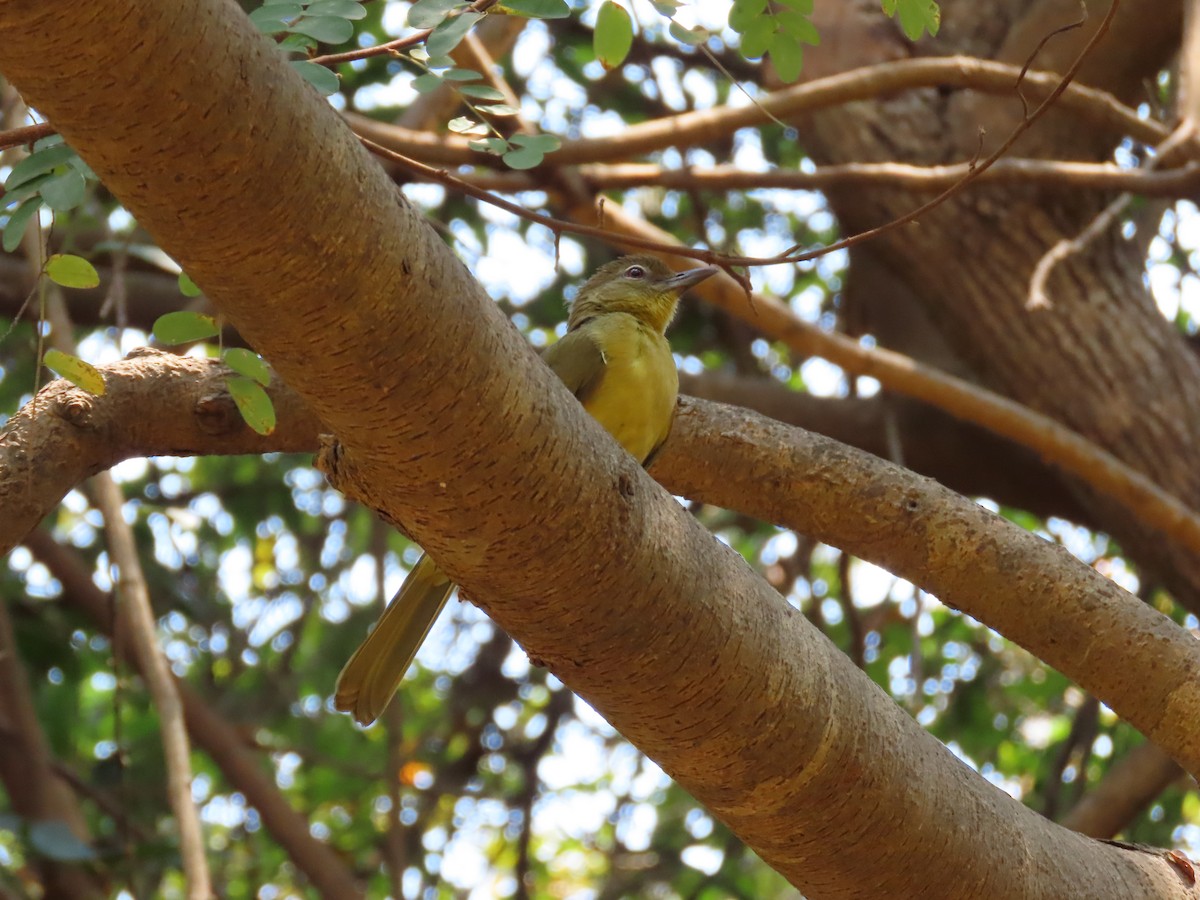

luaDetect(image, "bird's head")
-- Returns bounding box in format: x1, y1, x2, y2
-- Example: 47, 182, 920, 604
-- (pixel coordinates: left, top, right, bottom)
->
568, 255, 718, 334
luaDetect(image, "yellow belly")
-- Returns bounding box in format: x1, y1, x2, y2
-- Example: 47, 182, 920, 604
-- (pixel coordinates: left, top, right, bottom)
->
583, 316, 679, 463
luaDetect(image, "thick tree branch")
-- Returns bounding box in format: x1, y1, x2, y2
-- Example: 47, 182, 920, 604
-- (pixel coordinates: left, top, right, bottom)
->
0, 3, 1192, 895
4, 356, 1199, 785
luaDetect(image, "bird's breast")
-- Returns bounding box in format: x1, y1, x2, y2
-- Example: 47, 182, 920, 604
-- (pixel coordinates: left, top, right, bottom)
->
584, 317, 679, 464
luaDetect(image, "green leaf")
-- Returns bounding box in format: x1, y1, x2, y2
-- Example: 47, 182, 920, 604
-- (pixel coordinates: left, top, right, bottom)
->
502, 146, 545, 169
448, 116, 488, 135
728, 0, 767, 34
443, 67, 482, 80
29, 821, 98, 862
306, 0, 367, 19
776, 10, 819, 44
4, 144, 77, 190
288, 14, 354, 42
178, 272, 202, 297
45, 254, 100, 289
594, 2, 633, 70
468, 137, 510, 154
457, 84, 506, 100
279, 32, 315, 51
668, 20, 708, 45
223, 348, 272, 387
499, 0, 570, 17
738, 16, 775, 58
2, 198, 42, 253
292, 60, 341, 95
2, 173, 51, 209
249, 4, 302, 31
509, 133, 561, 153
227, 376, 277, 435
894, 0, 940, 39
412, 72, 443, 93
426, 11, 481, 56
477, 103, 519, 116
67, 152, 96, 180
768, 31, 804, 82
650, 0, 679, 14
40, 170, 86, 211
43, 350, 105, 396
776, 0, 812, 10
153, 311, 220, 344
408, 0, 462, 29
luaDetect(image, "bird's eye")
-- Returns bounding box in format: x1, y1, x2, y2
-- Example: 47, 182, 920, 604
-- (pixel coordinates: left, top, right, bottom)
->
625, 265, 645, 279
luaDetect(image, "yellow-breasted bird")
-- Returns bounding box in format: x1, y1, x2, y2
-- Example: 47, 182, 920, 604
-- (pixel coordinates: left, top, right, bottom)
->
334, 255, 718, 725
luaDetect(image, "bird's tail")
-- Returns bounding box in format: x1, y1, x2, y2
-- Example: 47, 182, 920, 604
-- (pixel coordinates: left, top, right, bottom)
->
334, 553, 455, 726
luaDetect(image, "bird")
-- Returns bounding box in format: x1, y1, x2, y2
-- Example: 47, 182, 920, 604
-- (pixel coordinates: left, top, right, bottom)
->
334, 254, 719, 726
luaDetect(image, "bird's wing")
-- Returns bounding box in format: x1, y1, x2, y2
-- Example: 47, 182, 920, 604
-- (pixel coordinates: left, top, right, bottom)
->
542, 325, 608, 405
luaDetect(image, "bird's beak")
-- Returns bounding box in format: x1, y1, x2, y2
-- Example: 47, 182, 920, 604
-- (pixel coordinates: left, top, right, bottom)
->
664, 265, 719, 292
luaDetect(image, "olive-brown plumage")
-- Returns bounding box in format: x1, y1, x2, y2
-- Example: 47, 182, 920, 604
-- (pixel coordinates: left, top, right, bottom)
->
335, 255, 717, 725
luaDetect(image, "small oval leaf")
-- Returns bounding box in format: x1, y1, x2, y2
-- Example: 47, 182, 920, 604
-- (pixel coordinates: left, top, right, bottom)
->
178, 272, 202, 297
223, 348, 272, 386
408, 0, 462, 29
457, 84, 506, 100
306, 0, 367, 18
595, 2, 634, 70
500, 0, 570, 17
426, 11, 481, 56
227, 376, 277, 435
45, 254, 100, 289
44, 349, 105, 396
40, 170, 86, 211
669, 20, 709, 45
288, 14, 354, 42
3, 198, 42, 253
502, 146, 545, 170
153, 310, 220, 344
291, 60, 341, 95
4, 144, 77, 191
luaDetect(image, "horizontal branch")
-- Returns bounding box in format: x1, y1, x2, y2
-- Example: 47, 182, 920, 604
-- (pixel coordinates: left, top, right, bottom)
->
347, 55, 1175, 169
562, 202, 1200, 566
457, 158, 1200, 198
5, 354, 1199, 783
655, 397, 1200, 779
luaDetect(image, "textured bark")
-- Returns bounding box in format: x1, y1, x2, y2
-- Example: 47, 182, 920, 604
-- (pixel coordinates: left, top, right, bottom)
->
803, 0, 1200, 607
1, 1, 1194, 893
680, 371, 1091, 523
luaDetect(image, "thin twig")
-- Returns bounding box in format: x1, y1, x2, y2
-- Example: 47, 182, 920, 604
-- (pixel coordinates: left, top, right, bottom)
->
308, 0, 499, 65
1028, 120, 1198, 308
364, 1, 1125, 272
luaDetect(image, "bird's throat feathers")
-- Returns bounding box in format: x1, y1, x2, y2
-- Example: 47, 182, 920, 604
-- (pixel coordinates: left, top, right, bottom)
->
568, 289, 679, 334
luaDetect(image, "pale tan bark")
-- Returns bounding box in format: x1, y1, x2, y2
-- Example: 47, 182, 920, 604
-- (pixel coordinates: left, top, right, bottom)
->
0, 0, 1195, 895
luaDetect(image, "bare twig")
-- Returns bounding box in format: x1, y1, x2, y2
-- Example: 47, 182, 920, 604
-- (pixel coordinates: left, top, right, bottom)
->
363, 1, 1127, 273
456, 158, 1200, 197
1028, 121, 1198, 308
